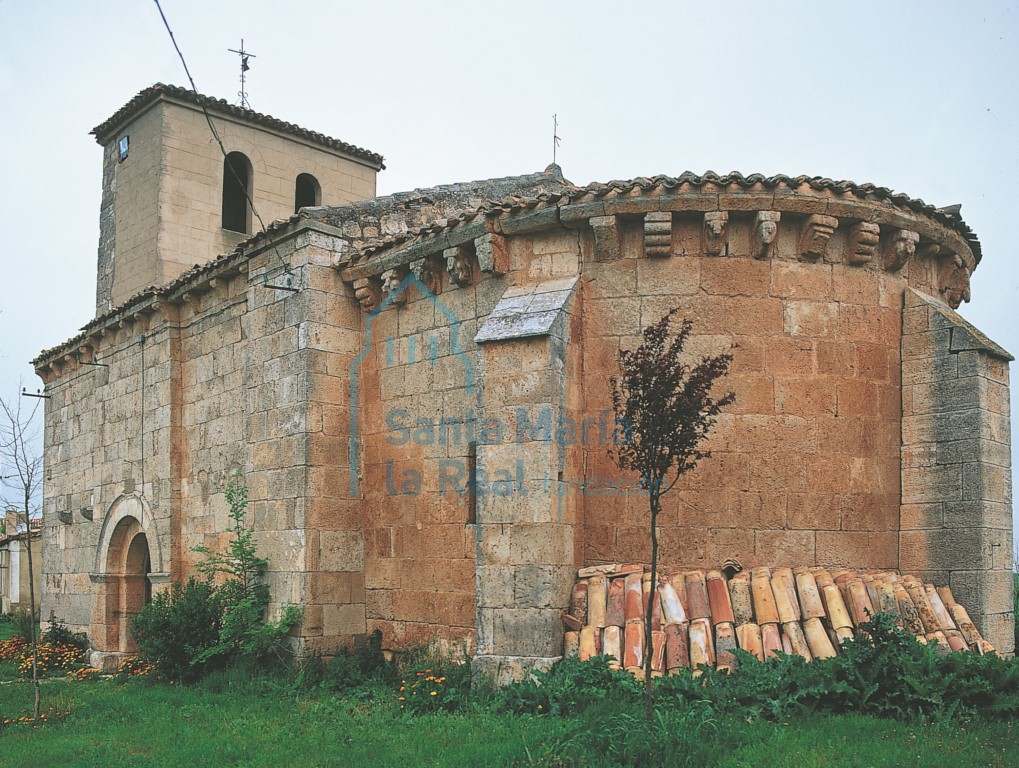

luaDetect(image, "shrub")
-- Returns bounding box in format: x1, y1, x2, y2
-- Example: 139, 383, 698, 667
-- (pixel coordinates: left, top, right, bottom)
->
315, 629, 395, 692
16, 641, 86, 677
652, 614, 1019, 722
498, 655, 641, 717
190, 474, 302, 671
0, 637, 86, 678
115, 656, 157, 681
69, 666, 103, 682
130, 577, 223, 681
131, 474, 303, 681
0, 635, 27, 663
42, 620, 88, 654
501, 615, 1019, 725
10, 609, 35, 642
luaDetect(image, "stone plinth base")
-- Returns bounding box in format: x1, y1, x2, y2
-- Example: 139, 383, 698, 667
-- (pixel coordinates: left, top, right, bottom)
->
89, 650, 129, 674
472, 654, 560, 686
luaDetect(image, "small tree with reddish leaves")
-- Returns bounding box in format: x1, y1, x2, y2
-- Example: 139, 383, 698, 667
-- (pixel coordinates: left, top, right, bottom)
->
610, 309, 734, 721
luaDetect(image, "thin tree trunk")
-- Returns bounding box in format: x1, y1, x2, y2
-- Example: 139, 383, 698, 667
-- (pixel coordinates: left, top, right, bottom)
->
644, 488, 660, 723
24, 492, 40, 720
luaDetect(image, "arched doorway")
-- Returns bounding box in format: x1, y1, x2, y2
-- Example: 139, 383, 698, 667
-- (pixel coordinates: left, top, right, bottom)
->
91, 494, 166, 668
104, 518, 152, 654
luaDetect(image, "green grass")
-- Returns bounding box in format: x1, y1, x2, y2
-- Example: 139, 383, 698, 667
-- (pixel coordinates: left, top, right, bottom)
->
0, 679, 562, 767
0, 678, 1017, 768
716, 715, 1017, 768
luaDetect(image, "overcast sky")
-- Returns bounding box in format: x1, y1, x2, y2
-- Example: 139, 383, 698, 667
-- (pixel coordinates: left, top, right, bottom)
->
0, 1, 1015, 535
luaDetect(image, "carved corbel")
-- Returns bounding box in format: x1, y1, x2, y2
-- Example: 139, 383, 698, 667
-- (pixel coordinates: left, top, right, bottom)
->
208, 277, 231, 304
109, 318, 128, 344
936, 251, 972, 309
132, 310, 153, 332
381, 266, 409, 307
36, 363, 56, 385
918, 242, 941, 262
644, 212, 672, 258
352, 276, 383, 313
589, 215, 621, 262
151, 299, 180, 325
797, 214, 838, 261
181, 291, 202, 314
847, 222, 880, 266
410, 257, 441, 295
445, 245, 474, 287
754, 211, 781, 260
475, 233, 509, 275
330, 239, 350, 270
703, 211, 729, 256
882, 229, 919, 272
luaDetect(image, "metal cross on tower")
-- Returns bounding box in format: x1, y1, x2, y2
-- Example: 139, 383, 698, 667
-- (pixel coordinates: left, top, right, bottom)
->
553, 114, 561, 165
228, 39, 256, 108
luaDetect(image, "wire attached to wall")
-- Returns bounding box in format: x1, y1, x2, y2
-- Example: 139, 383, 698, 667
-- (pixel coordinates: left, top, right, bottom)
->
152, 0, 298, 286
139, 333, 146, 501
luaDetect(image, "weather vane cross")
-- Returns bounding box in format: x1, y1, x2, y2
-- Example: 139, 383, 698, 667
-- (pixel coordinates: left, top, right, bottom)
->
553, 113, 561, 165
228, 39, 256, 108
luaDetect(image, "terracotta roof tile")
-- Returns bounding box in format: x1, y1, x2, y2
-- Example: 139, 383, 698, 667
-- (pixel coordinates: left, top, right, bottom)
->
567, 563, 996, 673
91, 83, 384, 168
353, 171, 981, 264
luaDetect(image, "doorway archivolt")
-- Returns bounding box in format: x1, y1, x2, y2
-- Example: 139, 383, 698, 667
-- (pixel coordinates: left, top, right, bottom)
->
91, 494, 165, 654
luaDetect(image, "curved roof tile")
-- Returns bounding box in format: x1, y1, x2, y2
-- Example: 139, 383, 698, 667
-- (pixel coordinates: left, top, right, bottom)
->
353, 171, 981, 262
91, 83, 384, 168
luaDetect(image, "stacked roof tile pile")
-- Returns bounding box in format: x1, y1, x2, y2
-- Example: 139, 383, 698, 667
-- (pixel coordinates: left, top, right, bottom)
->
563, 564, 996, 676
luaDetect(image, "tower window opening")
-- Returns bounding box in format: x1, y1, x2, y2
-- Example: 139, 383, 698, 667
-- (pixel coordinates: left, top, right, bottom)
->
295, 173, 321, 213
222, 151, 253, 233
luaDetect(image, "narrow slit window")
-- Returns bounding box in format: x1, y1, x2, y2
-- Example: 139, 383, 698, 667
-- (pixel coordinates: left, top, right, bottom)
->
222, 151, 253, 233
295, 173, 321, 213
466, 442, 477, 525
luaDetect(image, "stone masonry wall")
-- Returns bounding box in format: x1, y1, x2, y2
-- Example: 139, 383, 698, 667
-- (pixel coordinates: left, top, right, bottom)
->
472, 235, 586, 680
356, 258, 504, 653
40, 317, 176, 639
249, 229, 367, 655
42, 167, 1008, 667
580, 212, 905, 573
900, 289, 1014, 653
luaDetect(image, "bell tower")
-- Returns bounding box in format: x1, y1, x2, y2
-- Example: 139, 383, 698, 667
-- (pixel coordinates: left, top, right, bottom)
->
91, 83, 384, 313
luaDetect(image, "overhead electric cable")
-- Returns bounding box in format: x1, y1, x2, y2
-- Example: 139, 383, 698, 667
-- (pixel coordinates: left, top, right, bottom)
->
152, 0, 295, 280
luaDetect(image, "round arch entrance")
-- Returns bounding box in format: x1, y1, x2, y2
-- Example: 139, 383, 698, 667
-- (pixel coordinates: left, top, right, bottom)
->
103, 517, 152, 653
91, 494, 165, 660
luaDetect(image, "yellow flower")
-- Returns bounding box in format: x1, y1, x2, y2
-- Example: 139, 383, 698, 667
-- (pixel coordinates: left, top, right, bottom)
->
430, 691, 437, 696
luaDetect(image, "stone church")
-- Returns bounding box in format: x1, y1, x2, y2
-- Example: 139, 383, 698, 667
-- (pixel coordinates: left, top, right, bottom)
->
34, 84, 1013, 672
